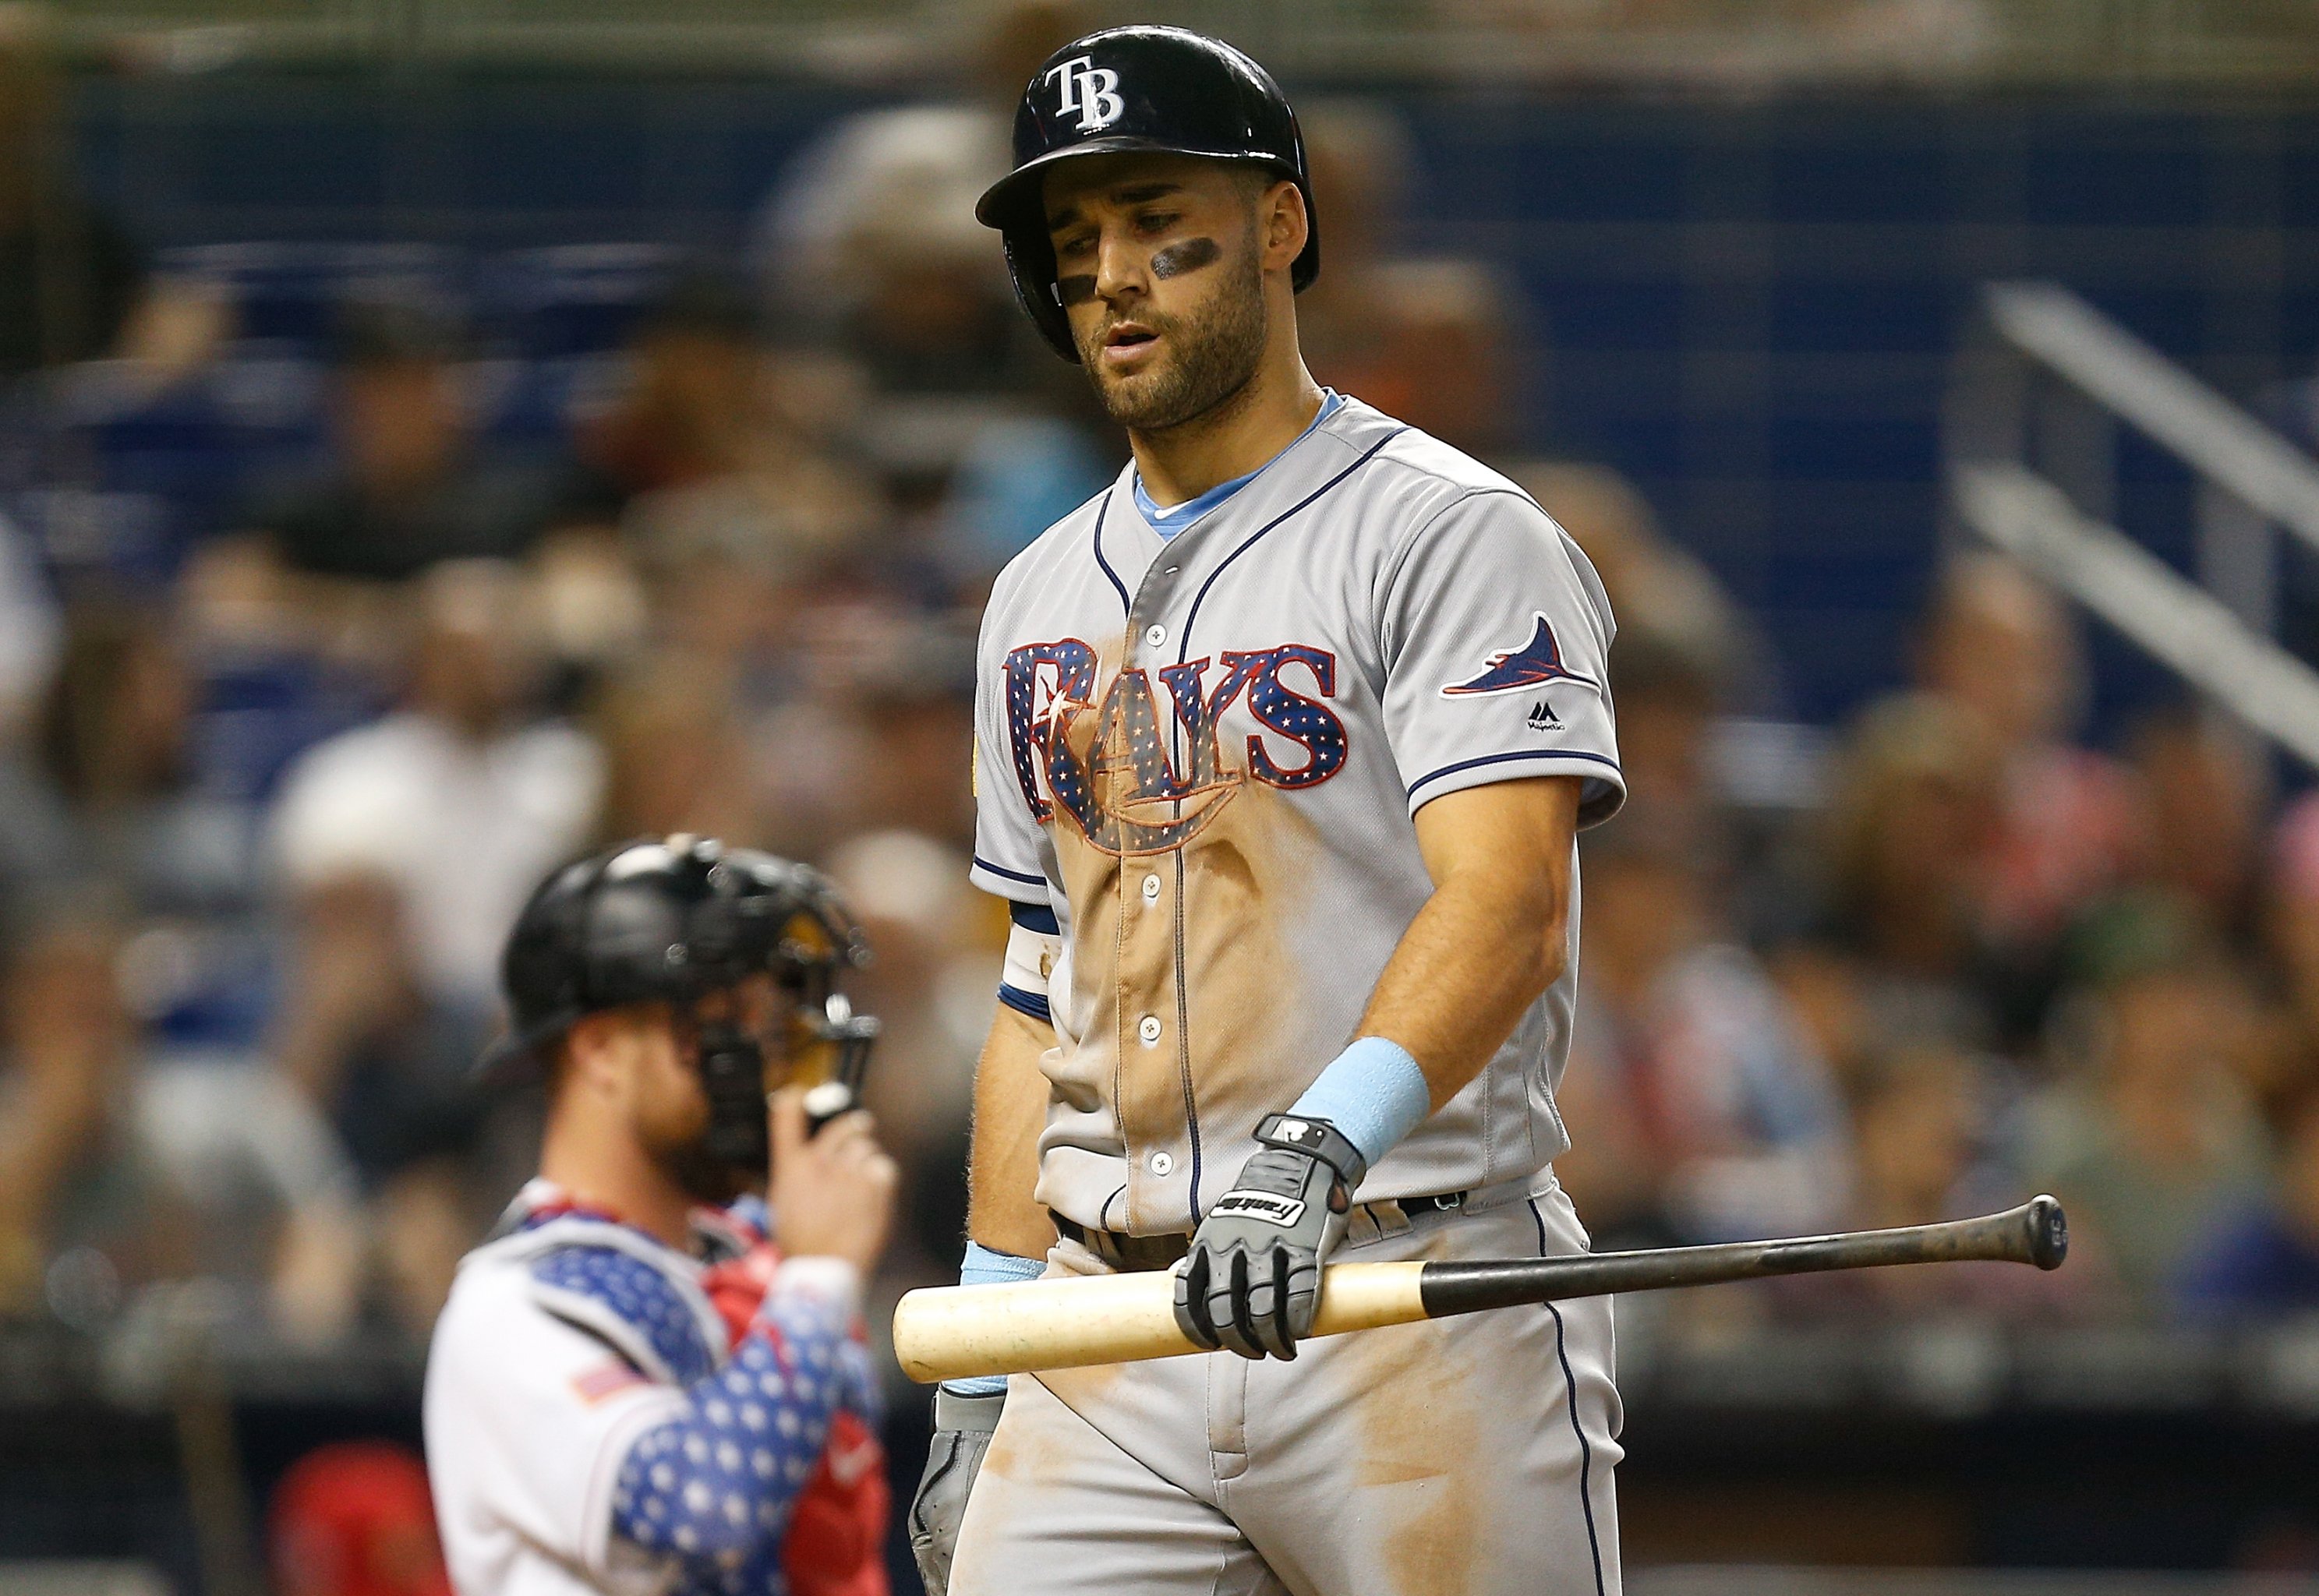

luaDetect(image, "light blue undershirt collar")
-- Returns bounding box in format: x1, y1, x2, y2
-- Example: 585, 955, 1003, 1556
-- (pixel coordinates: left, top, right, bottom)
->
1130, 389, 1345, 540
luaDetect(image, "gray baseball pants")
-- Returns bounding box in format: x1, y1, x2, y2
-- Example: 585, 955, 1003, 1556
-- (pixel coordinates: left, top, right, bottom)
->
948, 1172, 1621, 1596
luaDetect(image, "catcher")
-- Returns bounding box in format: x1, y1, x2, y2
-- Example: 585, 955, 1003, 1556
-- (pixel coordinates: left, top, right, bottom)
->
425, 837, 896, 1596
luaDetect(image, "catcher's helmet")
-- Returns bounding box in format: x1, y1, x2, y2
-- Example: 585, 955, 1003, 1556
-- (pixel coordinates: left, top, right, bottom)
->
479, 835, 878, 1171
975, 26, 1319, 362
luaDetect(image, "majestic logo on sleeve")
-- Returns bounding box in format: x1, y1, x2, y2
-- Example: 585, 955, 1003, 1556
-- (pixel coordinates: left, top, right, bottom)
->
1045, 55, 1125, 133
1005, 640, 1348, 856
1440, 614, 1597, 697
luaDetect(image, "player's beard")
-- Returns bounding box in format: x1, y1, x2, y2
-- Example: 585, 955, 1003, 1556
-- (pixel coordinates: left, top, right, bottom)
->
1076, 235, 1267, 434
633, 1085, 750, 1207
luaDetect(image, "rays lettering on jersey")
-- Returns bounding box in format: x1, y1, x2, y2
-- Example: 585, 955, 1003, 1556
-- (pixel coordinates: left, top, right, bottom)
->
1005, 639, 1349, 856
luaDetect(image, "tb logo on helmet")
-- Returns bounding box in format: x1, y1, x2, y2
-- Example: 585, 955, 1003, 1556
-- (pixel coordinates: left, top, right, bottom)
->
1045, 55, 1124, 133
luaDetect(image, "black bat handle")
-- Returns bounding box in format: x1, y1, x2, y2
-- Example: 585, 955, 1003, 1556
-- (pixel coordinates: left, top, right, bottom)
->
1416, 1195, 2069, 1320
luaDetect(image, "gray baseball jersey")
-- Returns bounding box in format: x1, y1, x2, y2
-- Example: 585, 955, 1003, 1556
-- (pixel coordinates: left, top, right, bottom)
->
970, 396, 1623, 1235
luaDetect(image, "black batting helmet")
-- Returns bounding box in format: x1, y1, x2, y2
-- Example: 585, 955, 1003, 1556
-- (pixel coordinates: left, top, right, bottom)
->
975, 26, 1320, 362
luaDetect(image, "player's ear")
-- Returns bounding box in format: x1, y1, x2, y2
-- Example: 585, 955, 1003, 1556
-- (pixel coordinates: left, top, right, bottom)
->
1259, 178, 1308, 276
562, 1008, 642, 1101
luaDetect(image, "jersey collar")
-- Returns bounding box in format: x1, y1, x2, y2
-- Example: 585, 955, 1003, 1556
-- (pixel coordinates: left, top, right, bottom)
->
1127, 388, 1347, 542
497, 1177, 748, 1259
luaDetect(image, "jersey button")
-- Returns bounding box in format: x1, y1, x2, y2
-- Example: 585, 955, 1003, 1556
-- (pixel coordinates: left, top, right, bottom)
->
1137, 1014, 1163, 1046
1140, 873, 1161, 904
1143, 623, 1166, 648
1148, 1150, 1175, 1176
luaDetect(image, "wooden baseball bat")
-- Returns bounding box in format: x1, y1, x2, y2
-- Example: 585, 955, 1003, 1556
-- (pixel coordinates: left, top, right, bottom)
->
892, 1195, 2067, 1384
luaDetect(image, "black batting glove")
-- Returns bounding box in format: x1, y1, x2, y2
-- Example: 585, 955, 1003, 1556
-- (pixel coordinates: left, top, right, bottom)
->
1173, 1113, 1368, 1361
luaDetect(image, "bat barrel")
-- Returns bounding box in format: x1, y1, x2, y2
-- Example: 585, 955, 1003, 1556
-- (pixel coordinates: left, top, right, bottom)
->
1416, 1195, 2069, 1320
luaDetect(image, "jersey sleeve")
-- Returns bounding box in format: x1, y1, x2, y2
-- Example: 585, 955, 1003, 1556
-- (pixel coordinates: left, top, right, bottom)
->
606, 1259, 866, 1573
425, 1252, 871, 1595
1378, 489, 1624, 827
423, 1264, 691, 1585
968, 591, 1055, 904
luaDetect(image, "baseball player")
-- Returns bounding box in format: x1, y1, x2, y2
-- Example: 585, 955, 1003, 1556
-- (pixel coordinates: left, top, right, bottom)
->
425, 837, 897, 1596
909, 26, 1627, 1596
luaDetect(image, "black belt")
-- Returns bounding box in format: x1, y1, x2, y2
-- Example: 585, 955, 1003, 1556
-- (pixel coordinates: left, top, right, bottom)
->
1055, 1190, 1471, 1275
1053, 1216, 1189, 1273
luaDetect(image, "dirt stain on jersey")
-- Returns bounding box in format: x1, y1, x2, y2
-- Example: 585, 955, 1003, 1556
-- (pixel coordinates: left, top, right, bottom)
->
1174, 789, 1322, 1121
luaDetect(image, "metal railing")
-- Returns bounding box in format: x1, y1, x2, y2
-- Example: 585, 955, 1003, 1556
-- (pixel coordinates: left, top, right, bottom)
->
1947, 281, 2319, 772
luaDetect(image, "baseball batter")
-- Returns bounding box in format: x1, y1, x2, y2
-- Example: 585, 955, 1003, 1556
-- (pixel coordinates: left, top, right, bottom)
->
425, 839, 896, 1596
908, 26, 1626, 1596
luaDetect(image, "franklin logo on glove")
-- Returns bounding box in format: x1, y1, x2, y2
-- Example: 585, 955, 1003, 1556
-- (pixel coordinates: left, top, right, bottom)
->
1207, 1192, 1308, 1227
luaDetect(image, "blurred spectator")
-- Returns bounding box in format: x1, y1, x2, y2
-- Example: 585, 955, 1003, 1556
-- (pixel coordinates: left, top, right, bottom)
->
567, 270, 882, 585
1782, 1043, 2094, 1321
1349, 257, 1531, 457
2178, 1073, 2319, 1320
1914, 553, 2134, 958
246, 301, 556, 584
1561, 824, 1848, 1246
588, 655, 765, 846
271, 1442, 451, 1596
0, 920, 163, 1314
0, 917, 360, 1337
0, 507, 73, 909
2122, 704, 2267, 950
1849, 1046, 1994, 1231
270, 561, 599, 1027
755, 1, 1083, 370
746, 603, 978, 856
1513, 461, 1769, 710
755, 1, 1105, 518
0, 505, 58, 738
1297, 101, 1529, 455
267, 560, 600, 1331
2269, 794, 2319, 1097
821, 828, 995, 1282
1294, 100, 1413, 386
2024, 899, 2267, 1315
1589, 627, 1726, 885
34, 602, 285, 1054
0, 5, 143, 376
1816, 691, 2003, 1049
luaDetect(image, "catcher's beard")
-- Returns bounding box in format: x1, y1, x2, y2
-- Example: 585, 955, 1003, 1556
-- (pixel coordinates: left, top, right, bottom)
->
654, 1136, 749, 1207
1076, 235, 1267, 435
633, 1081, 756, 1207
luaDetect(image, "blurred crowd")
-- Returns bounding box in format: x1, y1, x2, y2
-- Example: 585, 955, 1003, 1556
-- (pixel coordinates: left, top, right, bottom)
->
2, 0, 2319, 1379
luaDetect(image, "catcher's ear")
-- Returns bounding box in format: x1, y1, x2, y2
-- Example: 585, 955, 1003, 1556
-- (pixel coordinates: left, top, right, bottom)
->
559, 1008, 652, 1101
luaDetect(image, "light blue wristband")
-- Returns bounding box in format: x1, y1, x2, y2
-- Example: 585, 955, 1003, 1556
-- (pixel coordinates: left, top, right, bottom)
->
1287, 1036, 1432, 1171
941, 1242, 1044, 1398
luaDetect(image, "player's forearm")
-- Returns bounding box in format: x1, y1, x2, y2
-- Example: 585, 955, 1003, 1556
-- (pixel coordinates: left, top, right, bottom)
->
967, 1004, 1059, 1259
610, 1260, 867, 1564
1357, 860, 1568, 1109
1359, 775, 1582, 1109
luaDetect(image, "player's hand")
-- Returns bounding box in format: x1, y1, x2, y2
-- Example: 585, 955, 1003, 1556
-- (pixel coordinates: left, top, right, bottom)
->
908, 1385, 1004, 1595
768, 1086, 899, 1274
1174, 1114, 1367, 1360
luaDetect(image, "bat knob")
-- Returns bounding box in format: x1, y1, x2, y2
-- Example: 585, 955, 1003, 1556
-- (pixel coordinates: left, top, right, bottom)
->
2025, 1194, 2068, 1270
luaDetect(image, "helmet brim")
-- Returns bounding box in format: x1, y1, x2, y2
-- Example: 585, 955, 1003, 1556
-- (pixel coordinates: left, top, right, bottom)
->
975, 139, 1303, 231
471, 1007, 579, 1084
